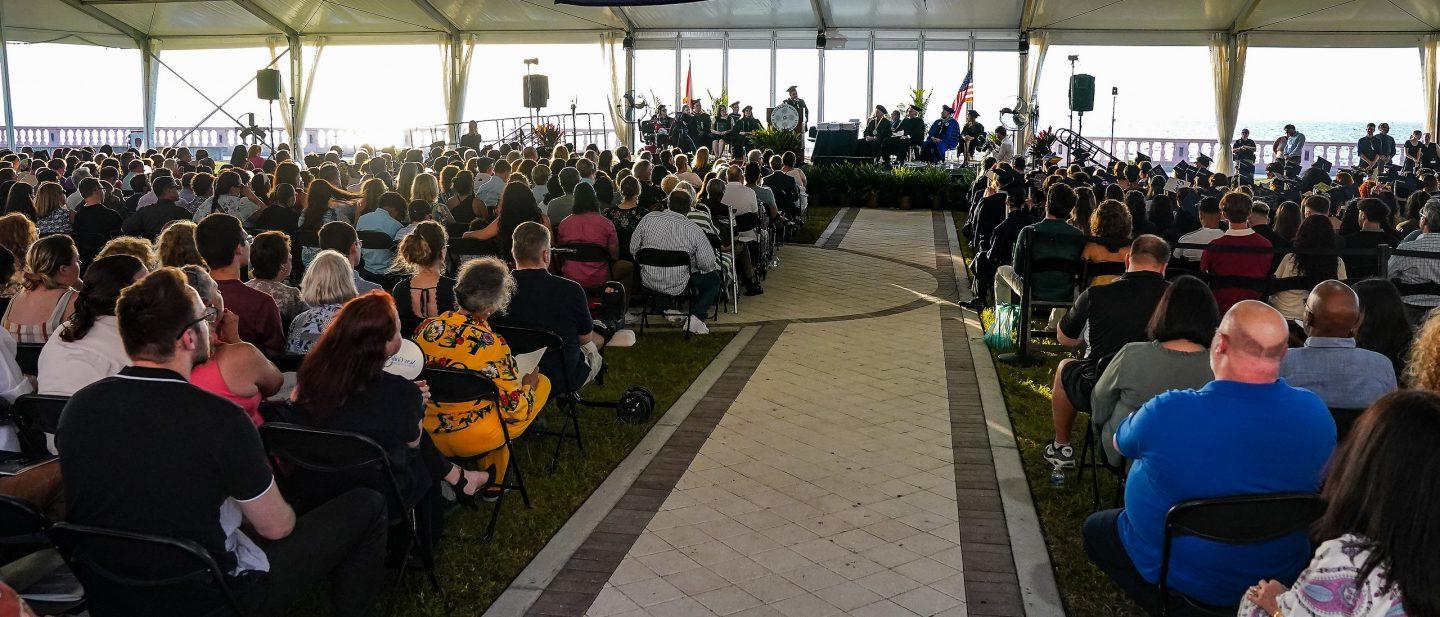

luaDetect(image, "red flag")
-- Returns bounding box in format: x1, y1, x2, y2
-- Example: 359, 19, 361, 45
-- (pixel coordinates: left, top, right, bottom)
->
683, 60, 693, 106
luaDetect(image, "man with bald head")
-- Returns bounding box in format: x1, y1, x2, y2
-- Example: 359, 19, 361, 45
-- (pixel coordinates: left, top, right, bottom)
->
1083, 301, 1335, 611
1281, 280, 1396, 419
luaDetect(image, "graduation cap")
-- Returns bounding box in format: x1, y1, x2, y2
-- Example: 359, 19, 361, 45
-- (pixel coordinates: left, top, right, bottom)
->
907, 104, 922, 113
1195, 153, 1213, 166
1133, 153, 1151, 163
966, 109, 979, 118
730, 101, 741, 108
941, 105, 955, 114
786, 85, 798, 92
1173, 160, 1198, 182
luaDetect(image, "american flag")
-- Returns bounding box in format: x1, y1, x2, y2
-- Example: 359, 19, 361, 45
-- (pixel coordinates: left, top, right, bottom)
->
952, 69, 974, 111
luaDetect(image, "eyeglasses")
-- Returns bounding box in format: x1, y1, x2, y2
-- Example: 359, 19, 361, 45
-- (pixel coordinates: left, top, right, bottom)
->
177, 306, 218, 340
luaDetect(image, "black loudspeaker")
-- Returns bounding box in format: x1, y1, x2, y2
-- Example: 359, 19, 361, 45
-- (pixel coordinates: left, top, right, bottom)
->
256, 69, 281, 101
1068, 74, 1095, 113
523, 74, 549, 109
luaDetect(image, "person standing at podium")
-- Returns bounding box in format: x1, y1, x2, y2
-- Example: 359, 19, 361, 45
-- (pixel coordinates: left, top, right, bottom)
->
863, 106, 893, 163
922, 105, 960, 164
780, 86, 809, 136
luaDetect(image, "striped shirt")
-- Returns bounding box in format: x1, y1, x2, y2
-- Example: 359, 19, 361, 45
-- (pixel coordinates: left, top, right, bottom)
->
1388, 232, 1440, 307
629, 210, 717, 296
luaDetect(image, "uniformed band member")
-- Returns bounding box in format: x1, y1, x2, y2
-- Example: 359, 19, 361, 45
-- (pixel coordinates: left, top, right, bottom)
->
960, 109, 986, 163
781, 86, 809, 135
863, 105, 893, 162
1232, 127, 1257, 180
921, 105, 960, 163
890, 105, 926, 164
734, 105, 764, 156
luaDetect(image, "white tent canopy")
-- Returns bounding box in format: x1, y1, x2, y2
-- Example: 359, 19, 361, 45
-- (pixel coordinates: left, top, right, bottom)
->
0, 0, 1437, 162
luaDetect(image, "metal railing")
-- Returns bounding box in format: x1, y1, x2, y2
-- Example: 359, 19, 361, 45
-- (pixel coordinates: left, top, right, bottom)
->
1054, 136, 1381, 171
415, 112, 615, 152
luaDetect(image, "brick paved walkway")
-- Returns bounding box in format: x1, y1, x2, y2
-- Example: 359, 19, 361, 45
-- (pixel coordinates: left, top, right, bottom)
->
518, 210, 1051, 617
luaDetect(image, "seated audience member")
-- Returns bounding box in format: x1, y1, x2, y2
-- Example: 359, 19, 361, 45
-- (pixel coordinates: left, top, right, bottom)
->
31, 181, 68, 236
545, 167, 581, 224
1341, 198, 1396, 279
1084, 301, 1335, 612
1353, 279, 1413, 382
0, 214, 36, 294
0, 311, 32, 451
319, 221, 384, 293
1241, 390, 1440, 617
605, 175, 646, 262
72, 178, 123, 262
1081, 199, 1133, 286
182, 266, 283, 426
57, 268, 387, 616
966, 188, 1028, 308
391, 221, 454, 336
251, 183, 299, 234
629, 189, 724, 335
764, 155, 800, 219
288, 250, 359, 355
464, 183, 549, 258
245, 231, 304, 323
963, 165, 1011, 251
38, 254, 146, 410
1090, 275, 1218, 467
193, 169, 265, 222
355, 191, 406, 276
121, 176, 189, 239
501, 222, 630, 390
94, 235, 157, 270
1270, 215, 1346, 320
1248, 201, 1279, 247
195, 213, 285, 357
1044, 235, 1172, 468
1404, 306, 1440, 391
157, 219, 207, 268
1387, 197, 1440, 322
555, 183, 628, 290
2, 235, 79, 344
291, 292, 489, 516
446, 171, 480, 225
1174, 196, 1223, 262
1281, 280, 1397, 415
993, 184, 1082, 312
413, 257, 548, 489
746, 162, 781, 223
1201, 192, 1273, 314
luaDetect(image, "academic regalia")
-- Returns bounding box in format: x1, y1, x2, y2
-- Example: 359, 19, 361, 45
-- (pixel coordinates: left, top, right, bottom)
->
687, 111, 711, 151
890, 116, 926, 163
652, 115, 673, 147
922, 115, 960, 163
672, 109, 696, 151
960, 121, 986, 159
734, 115, 764, 156
863, 117, 892, 160
781, 97, 808, 134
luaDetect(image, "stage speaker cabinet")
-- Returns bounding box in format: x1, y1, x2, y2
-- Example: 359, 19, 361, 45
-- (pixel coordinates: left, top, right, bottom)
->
256, 69, 282, 101
1068, 74, 1096, 113
523, 74, 550, 109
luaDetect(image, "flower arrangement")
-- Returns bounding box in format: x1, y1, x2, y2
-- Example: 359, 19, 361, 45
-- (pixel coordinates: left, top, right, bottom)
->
1028, 128, 1057, 159
534, 123, 564, 148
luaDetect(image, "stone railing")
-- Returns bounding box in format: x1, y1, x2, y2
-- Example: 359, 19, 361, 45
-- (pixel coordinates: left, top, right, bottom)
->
1056, 136, 1380, 171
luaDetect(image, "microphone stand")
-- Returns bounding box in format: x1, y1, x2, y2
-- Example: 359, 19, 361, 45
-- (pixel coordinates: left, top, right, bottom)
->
1109, 87, 1117, 157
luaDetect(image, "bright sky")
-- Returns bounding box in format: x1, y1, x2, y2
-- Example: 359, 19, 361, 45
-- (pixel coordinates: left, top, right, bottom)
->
1, 41, 1426, 147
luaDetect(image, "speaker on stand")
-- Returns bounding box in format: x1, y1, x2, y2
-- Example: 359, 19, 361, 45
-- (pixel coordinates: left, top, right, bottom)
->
257, 69, 281, 155
1068, 73, 1095, 162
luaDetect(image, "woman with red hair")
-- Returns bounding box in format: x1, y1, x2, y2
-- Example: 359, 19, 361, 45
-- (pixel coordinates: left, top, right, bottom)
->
291, 291, 488, 514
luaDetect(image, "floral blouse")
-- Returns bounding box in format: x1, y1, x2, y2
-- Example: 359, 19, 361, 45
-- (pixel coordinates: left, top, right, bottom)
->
412, 311, 544, 434
604, 204, 646, 261
1239, 534, 1406, 617
37, 208, 72, 235
286, 303, 342, 355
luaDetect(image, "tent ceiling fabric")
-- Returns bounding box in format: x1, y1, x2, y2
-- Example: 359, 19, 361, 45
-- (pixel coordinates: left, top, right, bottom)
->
5, 0, 1439, 47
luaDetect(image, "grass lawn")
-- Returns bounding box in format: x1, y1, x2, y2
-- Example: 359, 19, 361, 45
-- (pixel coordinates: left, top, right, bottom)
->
955, 216, 1143, 617
789, 205, 840, 245
298, 330, 735, 616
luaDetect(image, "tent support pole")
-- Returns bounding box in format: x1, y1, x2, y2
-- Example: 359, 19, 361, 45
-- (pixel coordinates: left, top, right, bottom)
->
0, 2, 14, 150
141, 38, 159, 149
288, 34, 303, 157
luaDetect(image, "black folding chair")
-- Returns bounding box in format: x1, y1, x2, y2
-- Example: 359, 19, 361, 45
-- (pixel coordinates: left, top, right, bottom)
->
286, 228, 321, 286
13, 343, 43, 376
733, 212, 767, 281
1158, 493, 1326, 616
357, 230, 397, 252
447, 237, 499, 274
270, 354, 305, 373
1329, 407, 1366, 444
257, 422, 442, 597
419, 367, 529, 542
633, 248, 713, 338
1075, 423, 1127, 511
997, 230, 1084, 365
552, 242, 614, 291
11, 394, 67, 462
49, 522, 250, 617
0, 495, 84, 615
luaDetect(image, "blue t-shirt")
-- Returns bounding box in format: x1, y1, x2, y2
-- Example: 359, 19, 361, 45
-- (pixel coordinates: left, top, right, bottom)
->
356, 209, 404, 274
1115, 379, 1335, 606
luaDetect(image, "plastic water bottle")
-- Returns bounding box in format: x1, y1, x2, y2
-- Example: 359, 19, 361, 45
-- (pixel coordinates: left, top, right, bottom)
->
1049, 463, 1067, 488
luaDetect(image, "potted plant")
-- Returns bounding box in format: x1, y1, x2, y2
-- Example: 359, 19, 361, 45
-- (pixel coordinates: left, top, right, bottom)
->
909, 86, 932, 114
920, 167, 951, 210
748, 127, 802, 156
891, 166, 916, 210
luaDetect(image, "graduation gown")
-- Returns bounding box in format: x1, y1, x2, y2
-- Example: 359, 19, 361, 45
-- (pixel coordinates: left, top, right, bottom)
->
863, 117, 892, 157
688, 112, 712, 148
923, 118, 960, 162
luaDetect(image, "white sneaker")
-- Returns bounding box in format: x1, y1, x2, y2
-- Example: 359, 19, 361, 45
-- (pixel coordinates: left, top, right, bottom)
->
665, 311, 686, 325
607, 329, 637, 348
686, 315, 710, 335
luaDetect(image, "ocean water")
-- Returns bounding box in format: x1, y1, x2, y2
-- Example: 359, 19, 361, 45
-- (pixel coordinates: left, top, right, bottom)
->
1057, 118, 1427, 144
